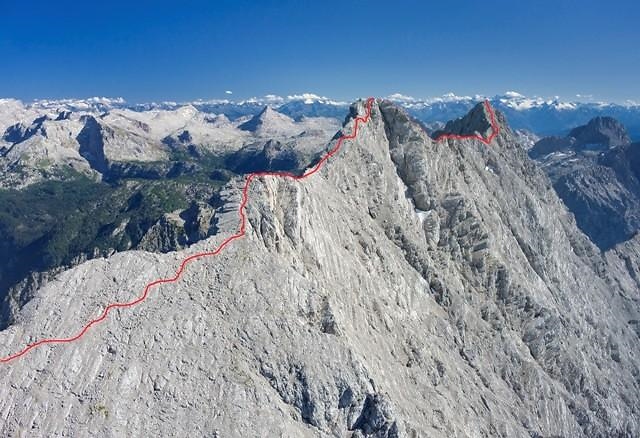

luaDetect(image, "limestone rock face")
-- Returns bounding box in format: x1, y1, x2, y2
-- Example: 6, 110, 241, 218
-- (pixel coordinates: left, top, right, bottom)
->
0, 100, 639, 438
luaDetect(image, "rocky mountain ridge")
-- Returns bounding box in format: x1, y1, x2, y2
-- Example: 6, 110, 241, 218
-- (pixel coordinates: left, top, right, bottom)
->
0, 99, 639, 437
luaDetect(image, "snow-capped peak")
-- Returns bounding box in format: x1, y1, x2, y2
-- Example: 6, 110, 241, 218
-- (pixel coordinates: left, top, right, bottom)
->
30, 97, 127, 112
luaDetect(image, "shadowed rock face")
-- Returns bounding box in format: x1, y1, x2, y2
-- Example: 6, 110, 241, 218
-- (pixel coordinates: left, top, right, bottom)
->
77, 115, 109, 173
2, 117, 47, 144
528, 135, 575, 159
551, 147, 640, 250
0, 100, 639, 437
530, 116, 631, 158
225, 139, 300, 174
569, 116, 631, 149
529, 117, 640, 250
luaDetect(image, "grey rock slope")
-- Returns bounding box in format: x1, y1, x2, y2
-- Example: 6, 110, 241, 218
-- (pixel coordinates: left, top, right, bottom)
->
530, 117, 640, 249
0, 100, 639, 437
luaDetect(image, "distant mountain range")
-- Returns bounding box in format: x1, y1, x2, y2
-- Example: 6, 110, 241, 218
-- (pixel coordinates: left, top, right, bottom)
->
3, 91, 640, 139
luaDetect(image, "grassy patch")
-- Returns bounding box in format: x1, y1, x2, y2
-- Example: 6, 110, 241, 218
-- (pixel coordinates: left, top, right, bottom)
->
0, 176, 219, 296
89, 403, 110, 418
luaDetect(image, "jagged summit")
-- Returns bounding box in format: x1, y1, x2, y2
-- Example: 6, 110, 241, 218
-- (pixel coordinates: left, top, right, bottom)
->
431, 101, 496, 140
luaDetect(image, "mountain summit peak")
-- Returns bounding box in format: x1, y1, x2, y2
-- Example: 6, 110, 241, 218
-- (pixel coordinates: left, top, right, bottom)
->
431, 101, 499, 141
530, 115, 632, 159
568, 116, 631, 148
238, 105, 295, 133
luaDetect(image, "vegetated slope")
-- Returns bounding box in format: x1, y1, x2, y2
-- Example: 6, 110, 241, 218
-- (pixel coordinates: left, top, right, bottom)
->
529, 117, 640, 250
0, 176, 222, 329
0, 100, 639, 437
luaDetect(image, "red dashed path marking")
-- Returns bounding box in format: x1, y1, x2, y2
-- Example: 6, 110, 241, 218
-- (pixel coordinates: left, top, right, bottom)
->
0, 98, 499, 364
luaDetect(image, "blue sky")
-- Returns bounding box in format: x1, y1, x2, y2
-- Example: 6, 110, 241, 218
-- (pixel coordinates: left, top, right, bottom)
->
2, 0, 639, 103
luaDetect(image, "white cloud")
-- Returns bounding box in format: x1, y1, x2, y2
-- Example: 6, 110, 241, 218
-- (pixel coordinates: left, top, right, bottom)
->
504, 91, 524, 98
386, 93, 416, 103
426, 92, 473, 103
225, 90, 233, 95
263, 94, 285, 103
284, 93, 346, 105
286, 93, 324, 104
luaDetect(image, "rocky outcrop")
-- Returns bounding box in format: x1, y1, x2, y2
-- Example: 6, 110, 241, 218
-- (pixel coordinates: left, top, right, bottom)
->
77, 115, 109, 173
0, 100, 639, 437
136, 202, 217, 252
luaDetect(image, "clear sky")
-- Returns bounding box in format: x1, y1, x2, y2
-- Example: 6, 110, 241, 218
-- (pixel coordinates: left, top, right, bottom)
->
2, 0, 639, 103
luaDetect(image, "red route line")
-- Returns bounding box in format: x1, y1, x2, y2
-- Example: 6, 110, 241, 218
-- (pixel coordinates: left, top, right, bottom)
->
433, 100, 499, 145
0, 98, 499, 364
